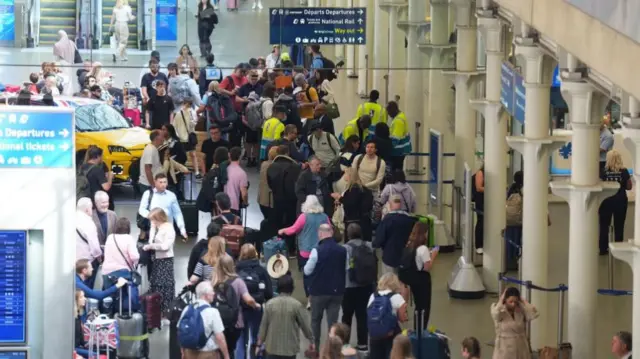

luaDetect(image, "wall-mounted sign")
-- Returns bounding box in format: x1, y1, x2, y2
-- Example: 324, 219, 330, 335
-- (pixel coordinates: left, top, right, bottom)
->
0, 0, 15, 42
500, 62, 514, 114
0, 230, 27, 345
269, 7, 367, 45
514, 74, 526, 124
551, 65, 561, 88
0, 111, 74, 168
156, 0, 177, 42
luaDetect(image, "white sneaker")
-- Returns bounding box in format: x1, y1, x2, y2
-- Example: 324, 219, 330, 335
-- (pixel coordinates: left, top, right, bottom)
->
257, 2, 263, 8
476, 248, 484, 255
252, 2, 256, 8
213, 4, 219, 9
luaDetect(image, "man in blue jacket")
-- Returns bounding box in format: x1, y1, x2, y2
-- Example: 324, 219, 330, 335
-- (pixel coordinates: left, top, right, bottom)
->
373, 194, 417, 274
303, 224, 347, 350
75, 259, 127, 300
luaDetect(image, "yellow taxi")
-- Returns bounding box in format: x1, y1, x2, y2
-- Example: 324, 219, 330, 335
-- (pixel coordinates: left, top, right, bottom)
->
2, 95, 150, 182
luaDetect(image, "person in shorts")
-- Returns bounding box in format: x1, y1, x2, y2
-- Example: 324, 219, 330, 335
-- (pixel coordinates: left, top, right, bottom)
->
173, 98, 203, 180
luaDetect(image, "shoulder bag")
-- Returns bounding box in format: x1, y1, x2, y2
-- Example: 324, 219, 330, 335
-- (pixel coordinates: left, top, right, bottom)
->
136, 190, 155, 230
181, 110, 198, 147
113, 235, 143, 285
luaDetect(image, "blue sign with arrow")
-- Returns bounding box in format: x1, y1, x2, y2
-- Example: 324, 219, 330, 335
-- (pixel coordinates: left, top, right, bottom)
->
500, 62, 515, 115
269, 7, 367, 45
0, 109, 74, 168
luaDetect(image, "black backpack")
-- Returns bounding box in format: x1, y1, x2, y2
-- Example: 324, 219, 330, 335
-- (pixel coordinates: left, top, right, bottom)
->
397, 247, 419, 284
275, 95, 301, 131
319, 57, 337, 81
212, 279, 240, 329
238, 267, 265, 305
347, 242, 378, 286
207, 92, 238, 132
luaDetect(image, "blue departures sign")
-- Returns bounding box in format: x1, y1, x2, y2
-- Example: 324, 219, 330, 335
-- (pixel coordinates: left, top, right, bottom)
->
0, 111, 74, 168
500, 62, 515, 115
269, 7, 367, 45
0, 231, 27, 345
514, 74, 526, 124
156, 0, 178, 41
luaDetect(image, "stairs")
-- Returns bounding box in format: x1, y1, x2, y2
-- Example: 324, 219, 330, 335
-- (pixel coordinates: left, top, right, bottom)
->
39, 0, 77, 46
102, 0, 138, 48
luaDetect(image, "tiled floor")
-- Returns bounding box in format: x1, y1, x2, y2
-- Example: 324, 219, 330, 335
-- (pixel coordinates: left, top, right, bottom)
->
7, 0, 634, 357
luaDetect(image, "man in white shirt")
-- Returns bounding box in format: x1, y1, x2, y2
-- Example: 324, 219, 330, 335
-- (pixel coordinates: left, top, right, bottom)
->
612, 331, 632, 359
138, 129, 165, 193
138, 173, 187, 240
76, 197, 103, 288
179, 281, 230, 359
265, 45, 281, 70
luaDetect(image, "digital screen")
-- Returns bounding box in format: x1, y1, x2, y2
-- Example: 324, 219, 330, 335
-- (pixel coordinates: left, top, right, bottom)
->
205, 68, 221, 81
156, 0, 177, 41
0, 350, 27, 359
0, 0, 15, 42
0, 231, 27, 345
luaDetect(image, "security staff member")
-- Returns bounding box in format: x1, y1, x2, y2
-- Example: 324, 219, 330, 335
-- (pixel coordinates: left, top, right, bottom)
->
355, 89, 387, 138
387, 101, 411, 171
260, 104, 287, 160
339, 115, 372, 153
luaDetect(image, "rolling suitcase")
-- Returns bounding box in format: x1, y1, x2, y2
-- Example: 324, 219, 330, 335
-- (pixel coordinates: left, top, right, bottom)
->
139, 292, 162, 331
180, 173, 199, 237
227, 0, 238, 11
409, 310, 450, 359
262, 236, 288, 262
116, 285, 149, 359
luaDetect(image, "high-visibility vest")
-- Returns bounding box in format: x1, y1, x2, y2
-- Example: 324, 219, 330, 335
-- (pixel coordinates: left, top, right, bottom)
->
339, 118, 369, 144
356, 102, 387, 136
260, 117, 285, 159
389, 112, 411, 156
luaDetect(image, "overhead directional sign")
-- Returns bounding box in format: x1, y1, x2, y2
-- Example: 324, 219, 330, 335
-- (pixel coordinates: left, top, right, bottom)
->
0, 109, 74, 168
269, 7, 367, 45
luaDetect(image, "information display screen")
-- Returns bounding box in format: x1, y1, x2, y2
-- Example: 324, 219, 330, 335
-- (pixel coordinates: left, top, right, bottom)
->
0, 231, 27, 345
0, 350, 28, 359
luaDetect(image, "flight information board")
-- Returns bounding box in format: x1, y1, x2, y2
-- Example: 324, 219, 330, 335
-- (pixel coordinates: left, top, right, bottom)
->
0, 231, 27, 345
0, 350, 28, 359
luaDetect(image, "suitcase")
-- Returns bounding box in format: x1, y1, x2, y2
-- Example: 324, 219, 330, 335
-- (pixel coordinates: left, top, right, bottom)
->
139, 292, 162, 331
409, 310, 451, 359
180, 173, 199, 237
227, 0, 238, 10
115, 285, 149, 359
85, 314, 119, 358
262, 236, 288, 262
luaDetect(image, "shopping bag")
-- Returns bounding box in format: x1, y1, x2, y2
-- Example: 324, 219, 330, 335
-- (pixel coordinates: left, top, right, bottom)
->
326, 101, 340, 119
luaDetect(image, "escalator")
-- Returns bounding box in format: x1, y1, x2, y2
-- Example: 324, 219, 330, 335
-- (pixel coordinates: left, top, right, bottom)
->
101, 0, 138, 48
39, 0, 77, 45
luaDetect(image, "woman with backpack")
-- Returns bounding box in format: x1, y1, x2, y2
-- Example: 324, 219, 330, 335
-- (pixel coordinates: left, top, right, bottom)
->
341, 223, 375, 351
278, 195, 330, 307
235, 244, 274, 359
367, 273, 408, 359
397, 221, 439, 330
379, 170, 417, 213
211, 255, 261, 359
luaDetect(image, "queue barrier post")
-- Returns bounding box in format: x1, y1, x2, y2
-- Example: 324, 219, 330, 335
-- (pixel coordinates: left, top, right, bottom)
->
525, 280, 532, 343
608, 225, 615, 289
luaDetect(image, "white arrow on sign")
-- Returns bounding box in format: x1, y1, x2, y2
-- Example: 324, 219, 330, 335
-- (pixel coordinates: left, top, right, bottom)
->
59, 128, 70, 138
358, 18, 363, 24
59, 143, 70, 152
358, 37, 363, 43
357, 9, 364, 14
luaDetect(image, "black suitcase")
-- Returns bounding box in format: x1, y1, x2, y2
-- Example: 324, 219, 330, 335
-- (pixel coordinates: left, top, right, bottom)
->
179, 173, 199, 237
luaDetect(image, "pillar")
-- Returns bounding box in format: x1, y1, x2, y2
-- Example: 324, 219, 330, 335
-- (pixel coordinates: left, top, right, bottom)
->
550, 76, 618, 359
373, 0, 389, 98
611, 95, 640, 357
335, 0, 346, 59
346, 0, 356, 77
385, 4, 406, 102
447, 0, 479, 186
419, 0, 455, 217
356, 0, 369, 96
470, 13, 504, 292
506, 42, 566, 349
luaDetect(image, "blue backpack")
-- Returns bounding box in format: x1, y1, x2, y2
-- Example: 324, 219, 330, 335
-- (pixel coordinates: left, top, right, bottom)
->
367, 293, 398, 339
178, 303, 213, 349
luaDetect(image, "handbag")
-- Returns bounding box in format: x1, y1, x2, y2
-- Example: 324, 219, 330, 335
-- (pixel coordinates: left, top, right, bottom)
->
332, 202, 345, 236
112, 234, 143, 286
136, 189, 154, 230
137, 227, 157, 267
181, 110, 198, 147
325, 101, 340, 119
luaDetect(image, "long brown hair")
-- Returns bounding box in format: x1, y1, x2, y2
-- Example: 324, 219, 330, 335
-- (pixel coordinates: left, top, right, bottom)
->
406, 221, 429, 250
203, 236, 226, 268
390, 334, 414, 359
320, 336, 343, 359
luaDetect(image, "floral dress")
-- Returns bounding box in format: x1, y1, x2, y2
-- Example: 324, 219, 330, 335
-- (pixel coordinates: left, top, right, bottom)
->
490, 301, 539, 359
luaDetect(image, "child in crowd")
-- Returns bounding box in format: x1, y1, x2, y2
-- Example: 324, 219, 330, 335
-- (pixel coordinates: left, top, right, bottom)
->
461, 336, 481, 359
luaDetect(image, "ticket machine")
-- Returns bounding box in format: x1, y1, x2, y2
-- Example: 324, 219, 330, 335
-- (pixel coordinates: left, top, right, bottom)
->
0, 107, 76, 358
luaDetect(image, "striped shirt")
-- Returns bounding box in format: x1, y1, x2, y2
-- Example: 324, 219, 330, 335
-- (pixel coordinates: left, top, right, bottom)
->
193, 261, 214, 280
258, 295, 313, 356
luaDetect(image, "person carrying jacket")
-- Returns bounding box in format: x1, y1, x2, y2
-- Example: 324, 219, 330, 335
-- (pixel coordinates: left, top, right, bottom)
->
260, 105, 287, 160
355, 90, 387, 137
267, 145, 302, 231
373, 195, 417, 274
295, 156, 334, 217
386, 101, 411, 171
339, 115, 372, 153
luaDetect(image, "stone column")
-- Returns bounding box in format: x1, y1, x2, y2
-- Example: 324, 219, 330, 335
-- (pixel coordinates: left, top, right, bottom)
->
384, 3, 407, 103
346, 0, 356, 77
550, 76, 618, 359
507, 41, 566, 349
611, 95, 640, 356
470, 13, 505, 293
356, 0, 369, 96
373, 0, 389, 98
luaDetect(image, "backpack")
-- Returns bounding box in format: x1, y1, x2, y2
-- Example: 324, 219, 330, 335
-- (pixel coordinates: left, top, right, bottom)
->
237, 267, 265, 304
347, 242, 377, 286
505, 192, 523, 226
397, 247, 419, 285
207, 166, 224, 195
367, 292, 398, 339
212, 279, 240, 329
169, 76, 192, 106
206, 92, 238, 131
319, 57, 337, 82
76, 164, 94, 199
177, 303, 213, 350
246, 98, 267, 131
275, 95, 301, 130
218, 215, 244, 256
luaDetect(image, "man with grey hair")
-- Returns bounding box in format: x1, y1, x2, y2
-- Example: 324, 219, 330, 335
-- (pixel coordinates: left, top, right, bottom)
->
611, 331, 632, 358
76, 197, 103, 288
373, 193, 417, 274
293, 73, 319, 121
178, 281, 230, 359
92, 191, 118, 245
303, 223, 347, 350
